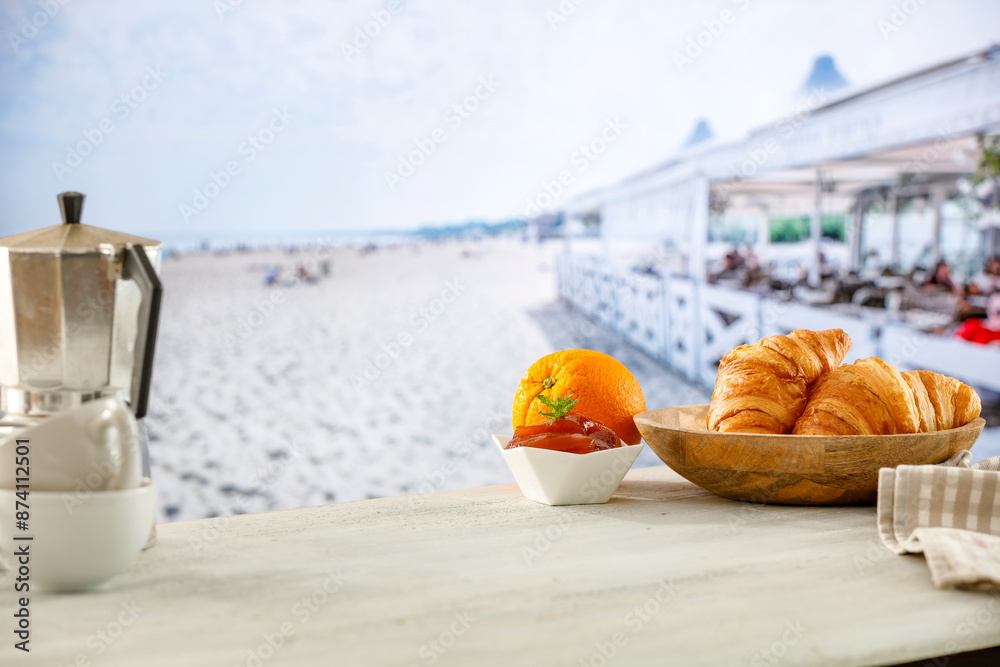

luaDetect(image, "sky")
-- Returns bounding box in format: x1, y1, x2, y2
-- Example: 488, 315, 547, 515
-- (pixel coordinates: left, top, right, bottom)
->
0, 0, 998, 239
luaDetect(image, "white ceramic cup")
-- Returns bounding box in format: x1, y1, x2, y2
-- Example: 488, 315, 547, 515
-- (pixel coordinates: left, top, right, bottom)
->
0, 482, 156, 592
0, 397, 143, 492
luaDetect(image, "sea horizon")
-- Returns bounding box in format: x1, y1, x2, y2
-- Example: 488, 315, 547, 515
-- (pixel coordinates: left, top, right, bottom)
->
152, 218, 529, 253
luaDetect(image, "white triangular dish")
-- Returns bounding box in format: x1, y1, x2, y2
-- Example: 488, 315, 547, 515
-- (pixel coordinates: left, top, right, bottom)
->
493, 434, 644, 506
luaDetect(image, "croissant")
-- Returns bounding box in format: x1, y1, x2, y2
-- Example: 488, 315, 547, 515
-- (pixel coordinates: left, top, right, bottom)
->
902, 370, 982, 432
706, 329, 852, 434
792, 359, 981, 435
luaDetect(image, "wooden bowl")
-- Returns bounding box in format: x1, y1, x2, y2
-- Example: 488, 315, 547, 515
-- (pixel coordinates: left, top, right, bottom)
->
633, 404, 985, 505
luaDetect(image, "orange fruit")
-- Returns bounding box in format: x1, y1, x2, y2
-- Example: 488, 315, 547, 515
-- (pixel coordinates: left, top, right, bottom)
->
512, 349, 646, 445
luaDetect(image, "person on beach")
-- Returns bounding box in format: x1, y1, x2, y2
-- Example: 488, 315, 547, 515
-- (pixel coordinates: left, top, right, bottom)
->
264, 266, 280, 286
296, 264, 318, 284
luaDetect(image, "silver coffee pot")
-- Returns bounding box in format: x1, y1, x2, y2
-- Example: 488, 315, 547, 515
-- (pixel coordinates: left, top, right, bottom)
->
0, 192, 163, 423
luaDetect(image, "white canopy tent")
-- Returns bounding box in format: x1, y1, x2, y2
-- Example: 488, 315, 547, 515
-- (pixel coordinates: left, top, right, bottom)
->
564, 46, 1000, 283
714, 135, 983, 283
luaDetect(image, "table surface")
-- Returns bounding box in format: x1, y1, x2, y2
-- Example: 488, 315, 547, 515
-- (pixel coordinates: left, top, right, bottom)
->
3, 466, 1000, 667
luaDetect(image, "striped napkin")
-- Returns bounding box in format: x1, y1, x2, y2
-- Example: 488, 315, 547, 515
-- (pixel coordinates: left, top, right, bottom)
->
878, 452, 1000, 590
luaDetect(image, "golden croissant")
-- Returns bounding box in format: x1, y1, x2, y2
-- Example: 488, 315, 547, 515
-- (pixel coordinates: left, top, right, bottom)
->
706, 328, 853, 434
792, 358, 981, 436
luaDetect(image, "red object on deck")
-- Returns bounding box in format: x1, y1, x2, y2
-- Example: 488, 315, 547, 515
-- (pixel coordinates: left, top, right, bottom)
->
955, 319, 1000, 345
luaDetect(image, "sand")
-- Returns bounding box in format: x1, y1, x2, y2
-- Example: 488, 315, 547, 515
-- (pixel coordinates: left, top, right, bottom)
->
147, 239, 709, 522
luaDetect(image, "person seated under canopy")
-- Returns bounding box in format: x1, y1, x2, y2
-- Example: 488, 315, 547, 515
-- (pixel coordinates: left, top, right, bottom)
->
922, 260, 960, 294
968, 256, 1000, 296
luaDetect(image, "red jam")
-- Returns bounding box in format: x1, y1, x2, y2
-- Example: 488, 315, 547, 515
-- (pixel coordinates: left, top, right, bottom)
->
506, 413, 620, 454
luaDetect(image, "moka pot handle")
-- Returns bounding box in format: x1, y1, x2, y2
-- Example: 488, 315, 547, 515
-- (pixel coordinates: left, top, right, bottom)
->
122, 245, 162, 419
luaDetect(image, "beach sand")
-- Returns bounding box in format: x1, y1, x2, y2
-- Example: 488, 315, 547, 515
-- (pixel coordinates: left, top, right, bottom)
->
148, 239, 709, 522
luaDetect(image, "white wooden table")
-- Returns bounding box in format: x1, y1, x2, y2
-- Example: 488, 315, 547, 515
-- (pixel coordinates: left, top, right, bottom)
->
3, 466, 1000, 666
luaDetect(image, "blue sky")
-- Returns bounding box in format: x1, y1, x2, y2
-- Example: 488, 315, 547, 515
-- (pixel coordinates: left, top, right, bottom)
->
0, 0, 998, 238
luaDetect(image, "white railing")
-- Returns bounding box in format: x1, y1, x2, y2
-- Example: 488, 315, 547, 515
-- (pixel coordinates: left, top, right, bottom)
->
617, 272, 667, 359
557, 253, 1000, 393
665, 277, 696, 379
699, 285, 761, 386
758, 301, 879, 364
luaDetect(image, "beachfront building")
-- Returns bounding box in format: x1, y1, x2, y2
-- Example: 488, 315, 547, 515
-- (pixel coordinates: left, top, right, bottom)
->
558, 47, 1000, 392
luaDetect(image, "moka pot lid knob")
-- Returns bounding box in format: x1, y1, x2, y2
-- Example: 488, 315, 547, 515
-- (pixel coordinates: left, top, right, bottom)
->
58, 191, 85, 225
